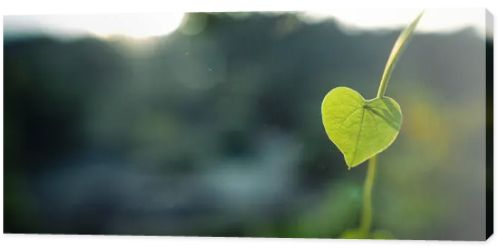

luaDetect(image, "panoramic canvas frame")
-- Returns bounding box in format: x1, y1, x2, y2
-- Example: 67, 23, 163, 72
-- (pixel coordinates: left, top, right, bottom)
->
3, 8, 494, 240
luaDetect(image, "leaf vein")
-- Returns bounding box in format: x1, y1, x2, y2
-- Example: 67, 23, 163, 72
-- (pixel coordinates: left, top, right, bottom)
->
339, 107, 362, 127
350, 108, 366, 166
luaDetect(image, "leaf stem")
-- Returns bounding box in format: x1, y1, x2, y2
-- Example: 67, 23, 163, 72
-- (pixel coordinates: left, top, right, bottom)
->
354, 12, 423, 238
359, 156, 377, 235
376, 12, 423, 98
364, 14, 422, 231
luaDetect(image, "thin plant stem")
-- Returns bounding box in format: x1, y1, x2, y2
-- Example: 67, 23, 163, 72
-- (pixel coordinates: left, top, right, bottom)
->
357, 13, 423, 236
337, 12, 422, 238
359, 156, 377, 235
376, 12, 423, 98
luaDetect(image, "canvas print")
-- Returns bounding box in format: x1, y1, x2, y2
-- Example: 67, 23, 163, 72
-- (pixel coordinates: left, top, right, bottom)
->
3, 9, 493, 240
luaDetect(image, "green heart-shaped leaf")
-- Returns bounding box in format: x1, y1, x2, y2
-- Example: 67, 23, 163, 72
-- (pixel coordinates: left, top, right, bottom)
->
321, 87, 402, 168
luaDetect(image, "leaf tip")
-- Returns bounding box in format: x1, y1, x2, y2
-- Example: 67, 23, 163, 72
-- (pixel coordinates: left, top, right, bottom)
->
345, 160, 357, 170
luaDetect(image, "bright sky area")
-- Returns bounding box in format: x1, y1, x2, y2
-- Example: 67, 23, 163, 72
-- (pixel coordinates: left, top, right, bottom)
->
3, 9, 486, 39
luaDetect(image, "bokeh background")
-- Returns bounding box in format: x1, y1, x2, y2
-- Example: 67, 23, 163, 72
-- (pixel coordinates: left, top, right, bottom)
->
3, 10, 491, 240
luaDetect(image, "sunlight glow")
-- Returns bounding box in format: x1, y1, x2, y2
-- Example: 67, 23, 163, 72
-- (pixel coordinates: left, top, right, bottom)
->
5, 13, 186, 39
